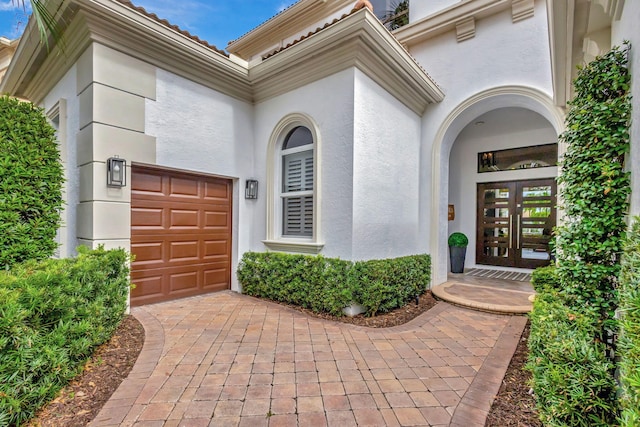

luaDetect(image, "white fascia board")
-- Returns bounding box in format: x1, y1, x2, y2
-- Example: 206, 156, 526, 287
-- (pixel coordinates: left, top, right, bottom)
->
250, 9, 444, 114
394, 0, 511, 46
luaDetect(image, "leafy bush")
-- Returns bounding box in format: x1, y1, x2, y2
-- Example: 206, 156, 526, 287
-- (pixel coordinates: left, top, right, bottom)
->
351, 255, 431, 316
530, 265, 559, 294
0, 96, 64, 270
237, 252, 430, 317
0, 246, 130, 426
447, 232, 468, 247
555, 43, 631, 325
527, 293, 617, 426
237, 252, 352, 316
618, 217, 640, 426
528, 43, 631, 425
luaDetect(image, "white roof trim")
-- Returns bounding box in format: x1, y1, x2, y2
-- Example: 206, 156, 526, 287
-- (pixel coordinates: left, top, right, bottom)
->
250, 9, 444, 113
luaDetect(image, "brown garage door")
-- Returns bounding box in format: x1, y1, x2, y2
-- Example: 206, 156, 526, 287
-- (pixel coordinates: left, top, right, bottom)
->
130, 165, 232, 306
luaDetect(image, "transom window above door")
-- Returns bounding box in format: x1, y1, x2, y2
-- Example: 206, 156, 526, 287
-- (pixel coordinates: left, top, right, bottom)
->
478, 143, 558, 173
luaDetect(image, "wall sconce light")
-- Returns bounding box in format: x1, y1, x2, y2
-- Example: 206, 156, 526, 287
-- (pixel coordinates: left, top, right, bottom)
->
245, 179, 258, 199
107, 156, 127, 187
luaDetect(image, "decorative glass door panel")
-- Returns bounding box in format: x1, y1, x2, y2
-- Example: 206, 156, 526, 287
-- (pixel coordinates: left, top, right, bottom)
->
477, 179, 556, 269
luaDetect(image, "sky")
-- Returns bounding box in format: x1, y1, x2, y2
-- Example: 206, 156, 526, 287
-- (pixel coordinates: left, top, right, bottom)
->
0, 0, 297, 49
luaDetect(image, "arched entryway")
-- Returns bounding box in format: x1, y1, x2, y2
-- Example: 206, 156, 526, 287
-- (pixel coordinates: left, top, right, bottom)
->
430, 86, 565, 286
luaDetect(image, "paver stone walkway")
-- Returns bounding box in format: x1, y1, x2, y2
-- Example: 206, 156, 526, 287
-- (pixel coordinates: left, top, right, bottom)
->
90, 291, 526, 426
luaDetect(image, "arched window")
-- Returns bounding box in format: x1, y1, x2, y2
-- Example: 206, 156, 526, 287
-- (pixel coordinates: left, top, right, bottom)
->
264, 114, 323, 254
281, 126, 314, 236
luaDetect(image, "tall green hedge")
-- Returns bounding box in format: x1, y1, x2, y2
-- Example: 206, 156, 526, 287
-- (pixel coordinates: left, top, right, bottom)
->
237, 252, 430, 317
555, 43, 631, 324
0, 96, 64, 270
619, 217, 640, 426
528, 43, 631, 425
0, 247, 130, 426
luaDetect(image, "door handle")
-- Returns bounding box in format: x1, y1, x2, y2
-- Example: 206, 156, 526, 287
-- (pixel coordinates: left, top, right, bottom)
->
517, 215, 521, 249
509, 214, 513, 249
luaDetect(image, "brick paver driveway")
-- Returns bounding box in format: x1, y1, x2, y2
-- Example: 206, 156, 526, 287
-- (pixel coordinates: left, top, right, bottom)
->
90, 291, 526, 427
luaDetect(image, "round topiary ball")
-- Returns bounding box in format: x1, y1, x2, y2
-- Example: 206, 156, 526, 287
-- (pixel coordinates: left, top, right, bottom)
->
448, 232, 469, 247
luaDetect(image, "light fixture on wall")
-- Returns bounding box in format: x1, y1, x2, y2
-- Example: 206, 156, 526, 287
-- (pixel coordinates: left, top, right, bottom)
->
245, 179, 258, 199
107, 156, 127, 187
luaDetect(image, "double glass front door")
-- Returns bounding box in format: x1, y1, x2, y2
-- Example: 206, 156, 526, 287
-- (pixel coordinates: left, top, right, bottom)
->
476, 179, 556, 269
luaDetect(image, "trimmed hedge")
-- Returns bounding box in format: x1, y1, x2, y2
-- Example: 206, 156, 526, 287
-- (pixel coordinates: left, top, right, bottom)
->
527, 292, 617, 426
0, 247, 130, 426
530, 265, 559, 294
0, 96, 64, 270
237, 252, 430, 317
619, 217, 640, 426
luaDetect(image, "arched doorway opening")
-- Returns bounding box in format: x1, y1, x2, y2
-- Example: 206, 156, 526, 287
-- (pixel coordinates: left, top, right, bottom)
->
430, 86, 565, 286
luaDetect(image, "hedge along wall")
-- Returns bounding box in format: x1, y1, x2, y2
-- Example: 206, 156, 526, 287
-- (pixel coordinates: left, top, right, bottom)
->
0, 96, 64, 270
236, 252, 430, 317
0, 247, 131, 426
618, 217, 640, 426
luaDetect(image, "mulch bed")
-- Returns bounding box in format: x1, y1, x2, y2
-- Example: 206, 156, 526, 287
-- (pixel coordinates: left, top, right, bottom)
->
26, 291, 539, 426
26, 315, 144, 427
485, 322, 541, 426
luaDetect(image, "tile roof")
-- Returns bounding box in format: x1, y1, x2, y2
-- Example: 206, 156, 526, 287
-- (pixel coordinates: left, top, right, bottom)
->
259, 6, 441, 92
114, 0, 229, 57
227, 1, 300, 46
262, 9, 357, 60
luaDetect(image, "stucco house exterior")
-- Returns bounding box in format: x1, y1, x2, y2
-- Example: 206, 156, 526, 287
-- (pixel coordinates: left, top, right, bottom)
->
0, 0, 637, 306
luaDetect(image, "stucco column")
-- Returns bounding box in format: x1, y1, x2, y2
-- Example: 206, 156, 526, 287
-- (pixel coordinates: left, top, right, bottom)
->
76, 43, 157, 251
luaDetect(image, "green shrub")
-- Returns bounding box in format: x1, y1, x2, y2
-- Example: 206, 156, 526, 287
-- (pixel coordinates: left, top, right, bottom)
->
0, 246, 130, 426
555, 43, 631, 325
237, 252, 352, 316
447, 232, 468, 247
0, 96, 64, 270
237, 252, 430, 317
527, 293, 618, 426
351, 255, 430, 316
528, 43, 631, 425
618, 217, 640, 426
531, 265, 559, 293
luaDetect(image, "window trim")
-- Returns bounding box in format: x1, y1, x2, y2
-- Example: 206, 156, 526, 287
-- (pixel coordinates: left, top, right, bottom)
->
263, 113, 323, 253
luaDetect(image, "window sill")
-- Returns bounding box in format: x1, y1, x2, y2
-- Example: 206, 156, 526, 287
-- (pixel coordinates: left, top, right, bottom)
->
262, 240, 325, 254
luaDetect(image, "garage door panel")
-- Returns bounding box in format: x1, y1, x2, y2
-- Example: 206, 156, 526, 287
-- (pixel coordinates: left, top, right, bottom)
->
169, 240, 199, 261
130, 275, 163, 300
170, 209, 199, 228
204, 181, 230, 200
169, 270, 199, 292
169, 177, 199, 198
204, 268, 229, 290
132, 170, 164, 195
132, 207, 164, 228
204, 240, 229, 257
204, 211, 230, 228
131, 242, 164, 265
131, 165, 232, 306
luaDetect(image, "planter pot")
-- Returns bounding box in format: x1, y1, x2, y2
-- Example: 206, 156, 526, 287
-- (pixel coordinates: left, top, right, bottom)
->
449, 246, 467, 273
342, 303, 366, 317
